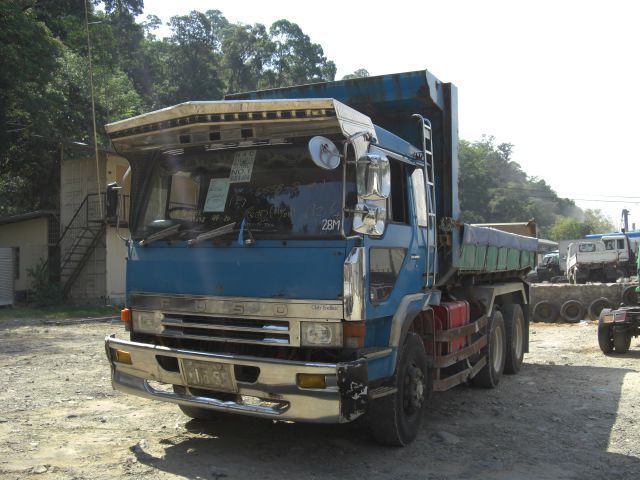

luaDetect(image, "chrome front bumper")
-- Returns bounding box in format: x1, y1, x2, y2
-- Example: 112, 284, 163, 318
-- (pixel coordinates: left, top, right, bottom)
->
105, 334, 368, 423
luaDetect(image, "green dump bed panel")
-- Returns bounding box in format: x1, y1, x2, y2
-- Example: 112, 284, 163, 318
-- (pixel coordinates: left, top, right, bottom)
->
458, 224, 537, 274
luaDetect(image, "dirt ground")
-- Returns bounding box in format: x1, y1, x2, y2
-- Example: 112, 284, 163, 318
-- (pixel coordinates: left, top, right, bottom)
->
1, 317, 639, 480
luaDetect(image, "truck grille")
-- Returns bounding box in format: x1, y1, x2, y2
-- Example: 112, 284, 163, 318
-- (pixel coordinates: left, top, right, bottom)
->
160, 314, 291, 345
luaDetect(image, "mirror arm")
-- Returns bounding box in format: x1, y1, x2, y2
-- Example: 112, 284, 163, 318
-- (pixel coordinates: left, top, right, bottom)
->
340, 140, 349, 238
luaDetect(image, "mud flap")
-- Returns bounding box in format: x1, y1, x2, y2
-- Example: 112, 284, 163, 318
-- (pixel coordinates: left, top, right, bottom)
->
337, 359, 368, 421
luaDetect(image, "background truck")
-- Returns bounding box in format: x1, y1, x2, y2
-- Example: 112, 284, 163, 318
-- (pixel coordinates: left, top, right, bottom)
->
567, 234, 638, 284
104, 70, 536, 446
598, 246, 640, 353
527, 250, 563, 283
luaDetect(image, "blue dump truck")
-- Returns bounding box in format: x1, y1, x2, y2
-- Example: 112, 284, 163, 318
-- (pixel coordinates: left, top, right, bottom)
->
104, 70, 537, 446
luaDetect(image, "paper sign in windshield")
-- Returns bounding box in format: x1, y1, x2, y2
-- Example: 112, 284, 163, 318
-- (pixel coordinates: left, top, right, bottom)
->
229, 150, 256, 183
203, 178, 230, 212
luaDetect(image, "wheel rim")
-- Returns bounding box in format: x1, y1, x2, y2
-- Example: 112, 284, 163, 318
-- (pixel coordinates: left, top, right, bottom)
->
514, 317, 523, 359
492, 323, 505, 372
403, 362, 425, 415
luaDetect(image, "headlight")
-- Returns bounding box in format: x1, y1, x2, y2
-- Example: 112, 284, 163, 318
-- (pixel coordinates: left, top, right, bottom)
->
300, 322, 343, 347
132, 310, 164, 334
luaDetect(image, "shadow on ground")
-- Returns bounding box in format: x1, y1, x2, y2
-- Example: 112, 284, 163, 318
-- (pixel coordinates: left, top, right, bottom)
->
132, 362, 640, 480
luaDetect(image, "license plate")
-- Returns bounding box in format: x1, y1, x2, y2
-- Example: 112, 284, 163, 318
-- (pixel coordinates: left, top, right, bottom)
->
180, 359, 237, 393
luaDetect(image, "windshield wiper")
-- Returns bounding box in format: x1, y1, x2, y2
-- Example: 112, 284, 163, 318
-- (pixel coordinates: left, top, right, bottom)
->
187, 222, 236, 246
139, 224, 181, 246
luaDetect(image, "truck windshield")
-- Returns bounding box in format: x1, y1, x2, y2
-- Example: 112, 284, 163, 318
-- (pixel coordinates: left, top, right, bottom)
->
133, 142, 351, 240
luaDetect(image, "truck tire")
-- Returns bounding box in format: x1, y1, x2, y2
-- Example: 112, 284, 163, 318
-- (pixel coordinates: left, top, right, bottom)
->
501, 304, 525, 375
622, 285, 638, 306
173, 385, 224, 421
559, 300, 585, 323
588, 297, 613, 321
369, 333, 430, 446
532, 301, 557, 323
471, 310, 506, 388
597, 309, 613, 354
613, 330, 631, 354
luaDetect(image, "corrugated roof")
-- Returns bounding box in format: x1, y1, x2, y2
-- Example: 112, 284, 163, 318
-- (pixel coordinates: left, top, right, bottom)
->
0, 210, 58, 226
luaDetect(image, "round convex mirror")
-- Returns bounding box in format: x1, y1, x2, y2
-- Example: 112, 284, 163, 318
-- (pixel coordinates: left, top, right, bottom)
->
308, 136, 341, 170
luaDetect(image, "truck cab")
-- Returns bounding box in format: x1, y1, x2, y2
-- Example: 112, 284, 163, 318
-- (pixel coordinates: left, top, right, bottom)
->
567, 235, 638, 283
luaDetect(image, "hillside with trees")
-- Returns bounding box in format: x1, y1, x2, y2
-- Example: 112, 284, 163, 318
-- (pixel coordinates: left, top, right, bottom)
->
0, 1, 612, 240
458, 137, 613, 239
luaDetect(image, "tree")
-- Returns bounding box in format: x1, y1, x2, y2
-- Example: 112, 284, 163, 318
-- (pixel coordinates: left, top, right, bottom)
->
584, 209, 614, 234
548, 210, 615, 241
549, 218, 588, 241
0, 4, 341, 216
221, 22, 274, 93
269, 20, 336, 86
342, 68, 370, 80
458, 136, 579, 235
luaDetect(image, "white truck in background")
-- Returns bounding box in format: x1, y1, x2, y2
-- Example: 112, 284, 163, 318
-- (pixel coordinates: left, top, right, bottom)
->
567, 234, 639, 284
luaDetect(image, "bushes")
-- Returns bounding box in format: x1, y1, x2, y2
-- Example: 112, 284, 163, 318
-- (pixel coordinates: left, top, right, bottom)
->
26, 259, 63, 306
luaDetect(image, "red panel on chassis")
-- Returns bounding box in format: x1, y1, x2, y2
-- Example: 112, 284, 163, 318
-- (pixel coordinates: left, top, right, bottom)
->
432, 301, 470, 354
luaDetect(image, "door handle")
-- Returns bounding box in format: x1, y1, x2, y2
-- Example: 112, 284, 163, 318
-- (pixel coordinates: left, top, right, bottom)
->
410, 255, 420, 260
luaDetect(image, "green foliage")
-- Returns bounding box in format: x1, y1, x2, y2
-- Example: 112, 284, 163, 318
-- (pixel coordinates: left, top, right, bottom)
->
459, 136, 581, 235
549, 209, 615, 240
1, 4, 336, 216
549, 217, 587, 240
342, 68, 370, 80
26, 259, 64, 307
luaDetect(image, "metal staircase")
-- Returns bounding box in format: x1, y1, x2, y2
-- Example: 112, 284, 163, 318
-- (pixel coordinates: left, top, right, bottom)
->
57, 194, 106, 297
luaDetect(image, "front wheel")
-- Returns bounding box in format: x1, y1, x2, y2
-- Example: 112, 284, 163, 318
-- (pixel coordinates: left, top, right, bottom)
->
597, 308, 613, 355
369, 333, 430, 446
174, 385, 225, 420
472, 310, 506, 388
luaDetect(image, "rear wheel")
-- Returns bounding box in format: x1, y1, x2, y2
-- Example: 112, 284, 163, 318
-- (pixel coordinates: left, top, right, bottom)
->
472, 310, 506, 388
597, 309, 613, 354
502, 304, 525, 374
369, 333, 430, 446
613, 330, 631, 354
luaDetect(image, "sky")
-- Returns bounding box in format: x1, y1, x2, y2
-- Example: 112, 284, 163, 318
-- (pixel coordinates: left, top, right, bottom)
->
138, 0, 640, 231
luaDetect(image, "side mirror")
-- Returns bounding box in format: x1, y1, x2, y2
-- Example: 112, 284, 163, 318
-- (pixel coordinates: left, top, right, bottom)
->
351, 153, 390, 237
356, 154, 390, 200
106, 181, 120, 219
352, 202, 386, 236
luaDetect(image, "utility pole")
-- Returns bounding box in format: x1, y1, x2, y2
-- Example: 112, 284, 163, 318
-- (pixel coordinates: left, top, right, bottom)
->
84, 0, 103, 220
621, 208, 630, 233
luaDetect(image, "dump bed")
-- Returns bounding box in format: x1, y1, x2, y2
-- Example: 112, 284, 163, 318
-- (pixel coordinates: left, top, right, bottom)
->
459, 224, 537, 274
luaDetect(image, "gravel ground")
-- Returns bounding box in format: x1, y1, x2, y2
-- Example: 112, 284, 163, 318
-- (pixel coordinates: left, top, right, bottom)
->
0, 318, 639, 480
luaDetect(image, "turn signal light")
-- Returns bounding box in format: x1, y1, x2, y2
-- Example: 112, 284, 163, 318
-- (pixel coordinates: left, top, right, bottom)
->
121, 308, 131, 322
121, 308, 132, 331
297, 373, 326, 389
343, 322, 366, 348
112, 349, 132, 365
